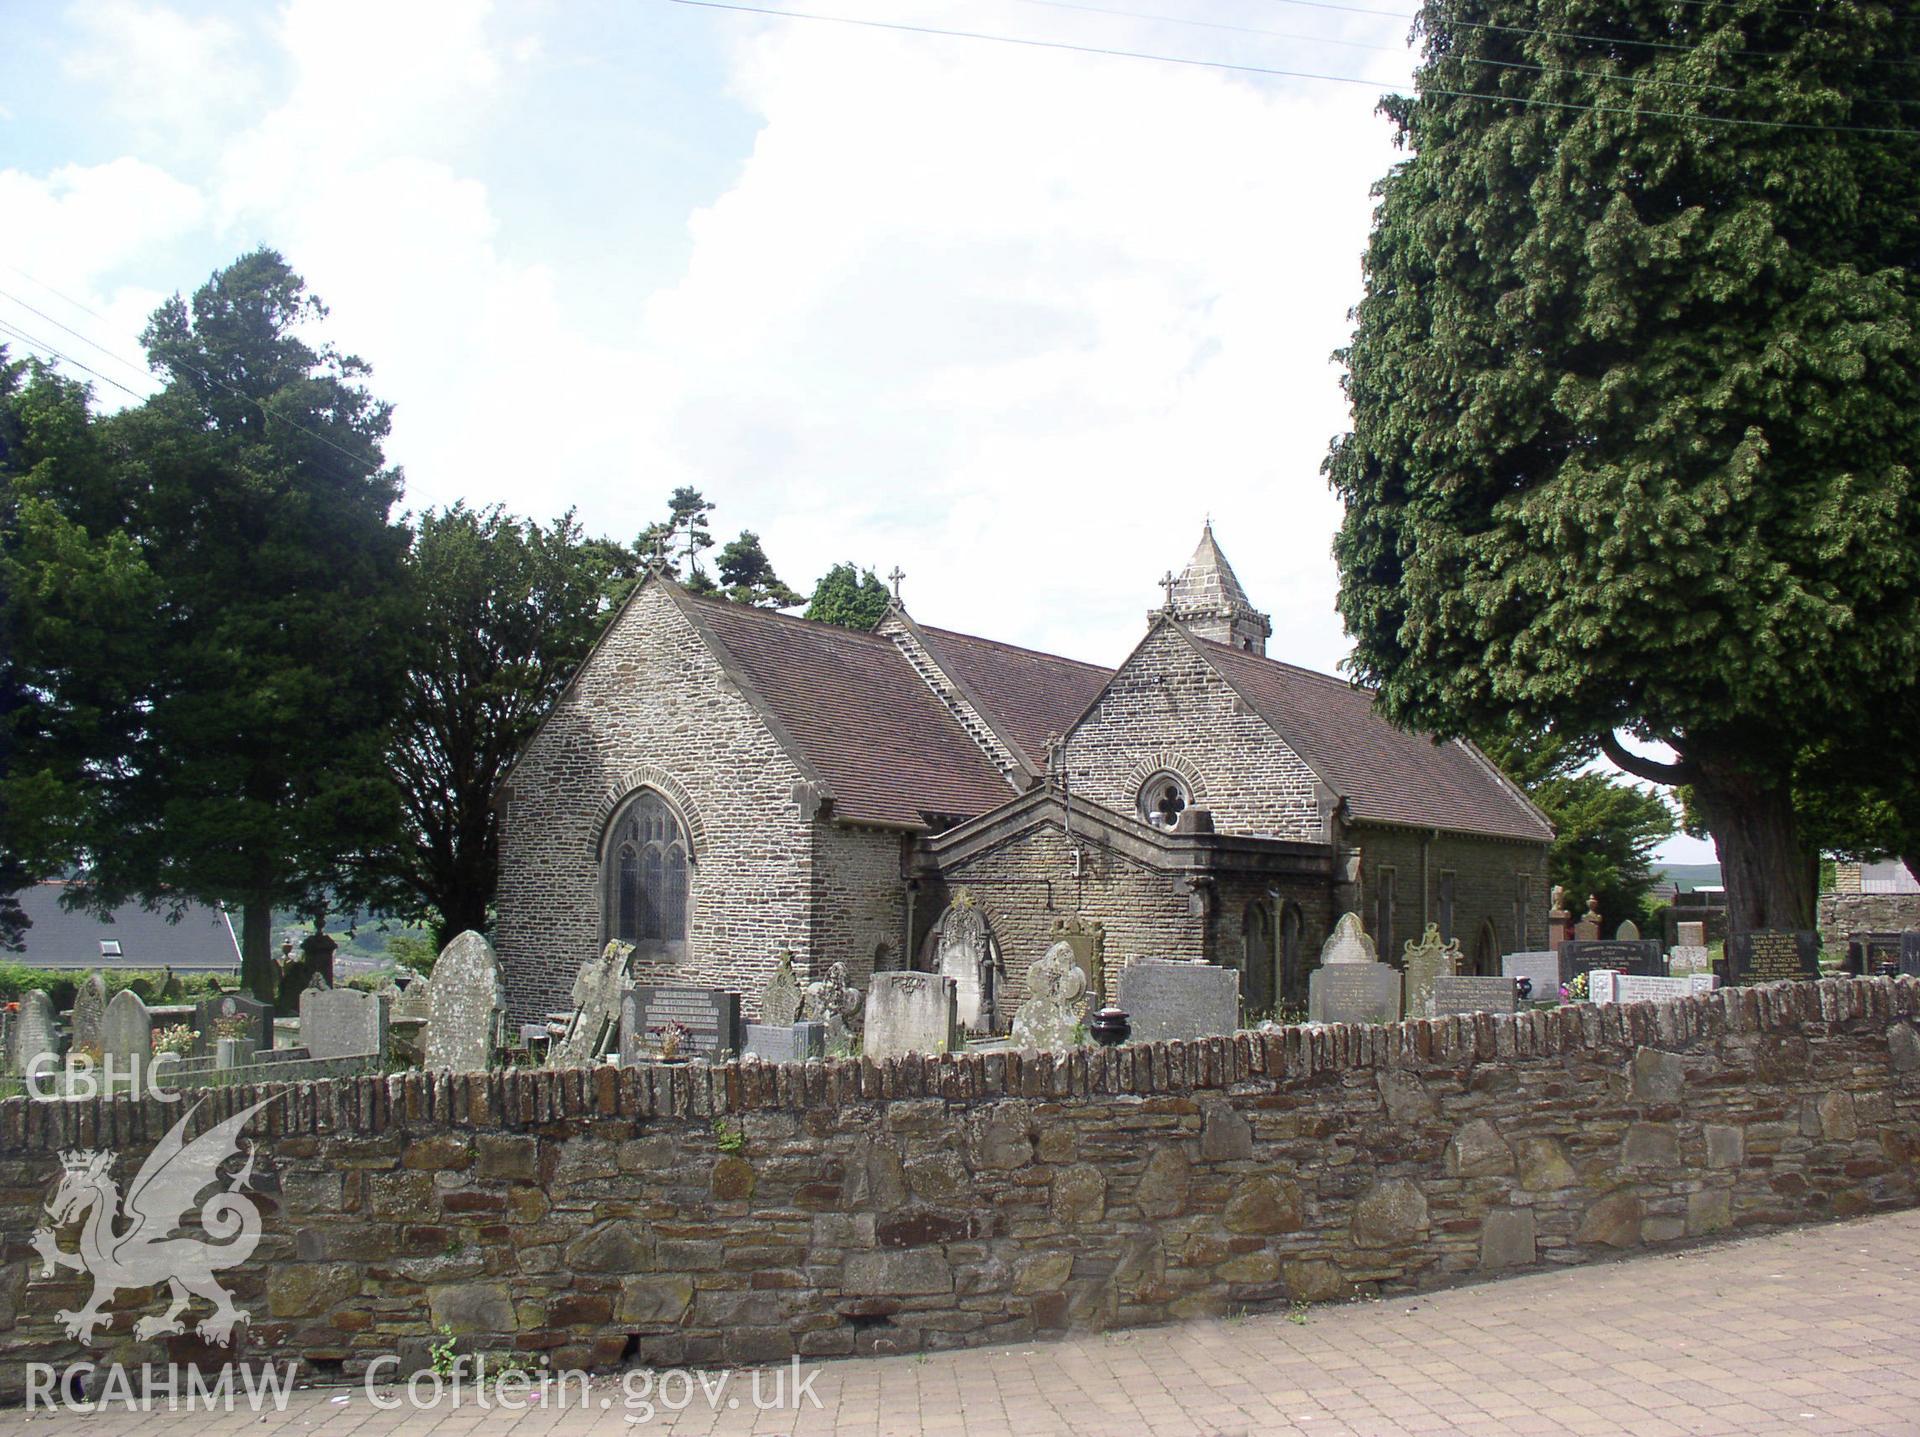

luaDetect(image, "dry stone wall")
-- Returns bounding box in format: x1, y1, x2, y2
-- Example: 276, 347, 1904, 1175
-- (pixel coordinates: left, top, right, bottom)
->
3, 977, 1918, 1399
1819, 892, 1920, 952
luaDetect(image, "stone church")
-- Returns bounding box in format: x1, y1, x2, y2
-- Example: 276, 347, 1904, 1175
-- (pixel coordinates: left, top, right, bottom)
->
496, 525, 1553, 1026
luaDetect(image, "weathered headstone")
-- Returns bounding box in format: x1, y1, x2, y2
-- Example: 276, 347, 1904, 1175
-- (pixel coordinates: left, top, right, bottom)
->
424, 930, 507, 1072
1400, 923, 1460, 1018
393, 973, 432, 1022
70, 973, 108, 1053
549, 940, 635, 1068
1115, 959, 1241, 1042
1048, 914, 1107, 1010
1559, 939, 1665, 984
100, 989, 152, 1086
1726, 929, 1821, 986
1615, 920, 1641, 942
1589, 970, 1719, 1004
743, 1019, 827, 1063
1430, 975, 1517, 1016
193, 992, 272, 1057
13, 991, 57, 1077
925, 888, 998, 1033
1668, 944, 1712, 976
1010, 942, 1089, 1051
1319, 912, 1378, 966
298, 986, 390, 1061
863, 972, 959, 1059
1501, 951, 1561, 1005
801, 961, 862, 1054
1676, 921, 1706, 948
759, 950, 802, 1026
1308, 955, 1401, 1026
620, 984, 743, 1062
1574, 895, 1603, 942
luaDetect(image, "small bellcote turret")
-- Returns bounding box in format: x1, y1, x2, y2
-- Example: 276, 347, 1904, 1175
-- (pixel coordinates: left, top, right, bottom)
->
1154, 520, 1272, 656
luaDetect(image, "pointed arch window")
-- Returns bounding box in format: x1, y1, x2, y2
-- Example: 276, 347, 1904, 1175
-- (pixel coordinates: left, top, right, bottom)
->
603, 790, 692, 956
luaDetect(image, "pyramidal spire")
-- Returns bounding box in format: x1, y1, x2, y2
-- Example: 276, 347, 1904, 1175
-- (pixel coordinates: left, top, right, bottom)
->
1160, 521, 1272, 655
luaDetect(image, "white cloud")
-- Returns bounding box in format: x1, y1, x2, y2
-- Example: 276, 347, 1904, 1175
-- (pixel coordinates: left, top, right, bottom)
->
63, 0, 261, 147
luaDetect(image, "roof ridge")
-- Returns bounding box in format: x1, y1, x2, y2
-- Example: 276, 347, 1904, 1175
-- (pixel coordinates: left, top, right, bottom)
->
1196, 635, 1372, 694
676, 589, 895, 646
917, 623, 1112, 673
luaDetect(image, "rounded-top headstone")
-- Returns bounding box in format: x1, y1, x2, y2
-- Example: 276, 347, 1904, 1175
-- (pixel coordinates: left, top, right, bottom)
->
424, 930, 505, 1073
71, 972, 109, 1052
1319, 913, 1378, 965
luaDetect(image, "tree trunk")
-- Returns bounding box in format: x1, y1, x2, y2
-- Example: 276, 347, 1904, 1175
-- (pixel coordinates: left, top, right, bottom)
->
1689, 757, 1817, 937
241, 898, 278, 1001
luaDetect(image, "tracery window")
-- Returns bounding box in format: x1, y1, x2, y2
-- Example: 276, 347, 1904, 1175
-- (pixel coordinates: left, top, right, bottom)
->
604, 790, 691, 954
1138, 772, 1190, 829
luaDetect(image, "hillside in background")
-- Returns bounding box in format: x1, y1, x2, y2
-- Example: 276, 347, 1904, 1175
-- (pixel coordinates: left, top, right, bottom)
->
1656, 863, 1723, 892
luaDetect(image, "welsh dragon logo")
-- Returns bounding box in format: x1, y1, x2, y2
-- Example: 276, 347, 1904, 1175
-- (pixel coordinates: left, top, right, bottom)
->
32, 1098, 274, 1346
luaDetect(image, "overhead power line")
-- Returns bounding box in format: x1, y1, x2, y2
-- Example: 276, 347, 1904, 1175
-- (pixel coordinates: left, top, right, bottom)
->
669, 0, 1920, 137
0, 318, 156, 403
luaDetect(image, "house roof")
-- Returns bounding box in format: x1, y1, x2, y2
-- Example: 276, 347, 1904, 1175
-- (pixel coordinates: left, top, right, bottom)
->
1193, 636, 1554, 843
675, 590, 1016, 829
914, 624, 1112, 771
13, 882, 243, 971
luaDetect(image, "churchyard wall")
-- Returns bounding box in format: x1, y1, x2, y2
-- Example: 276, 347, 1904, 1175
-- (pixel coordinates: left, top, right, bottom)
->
1351, 824, 1550, 967
1066, 624, 1325, 839
1819, 892, 1920, 953
496, 586, 818, 1021
4, 977, 1917, 1396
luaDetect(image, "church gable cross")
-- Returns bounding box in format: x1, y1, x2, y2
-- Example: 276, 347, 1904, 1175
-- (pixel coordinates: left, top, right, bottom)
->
887, 566, 906, 604
1159, 570, 1177, 612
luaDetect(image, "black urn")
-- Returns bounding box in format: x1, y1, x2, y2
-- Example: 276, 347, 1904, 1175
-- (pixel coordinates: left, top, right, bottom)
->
1088, 1006, 1131, 1047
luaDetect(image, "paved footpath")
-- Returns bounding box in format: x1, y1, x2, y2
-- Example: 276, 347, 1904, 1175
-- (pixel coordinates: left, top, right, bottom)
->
20, 1211, 1920, 1436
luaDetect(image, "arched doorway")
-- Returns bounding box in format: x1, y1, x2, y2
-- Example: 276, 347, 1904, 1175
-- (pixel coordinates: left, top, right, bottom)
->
1473, 918, 1499, 976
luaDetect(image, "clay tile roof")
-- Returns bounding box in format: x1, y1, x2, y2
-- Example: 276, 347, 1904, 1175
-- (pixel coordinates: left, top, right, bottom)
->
1196, 637, 1553, 843
914, 625, 1113, 769
680, 594, 1016, 828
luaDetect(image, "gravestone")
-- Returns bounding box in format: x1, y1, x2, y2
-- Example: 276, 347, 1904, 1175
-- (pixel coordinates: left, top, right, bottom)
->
759, 950, 802, 1026
1844, 932, 1903, 975
1615, 920, 1641, 942
1589, 970, 1719, 1005
424, 930, 507, 1072
864, 972, 959, 1059
1430, 975, 1517, 1016
1307, 956, 1401, 1026
1901, 931, 1920, 978
1010, 942, 1089, 1051
298, 986, 390, 1061
1668, 944, 1712, 976
925, 888, 998, 1033
1559, 939, 1666, 985
620, 984, 743, 1062
1676, 921, 1706, 948
1501, 951, 1561, 1005
549, 940, 635, 1068
393, 973, 433, 1022
0, 1008, 13, 1073
193, 992, 272, 1057
1726, 929, 1821, 986
801, 962, 862, 1053
101, 989, 152, 1084
13, 991, 57, 1077
1048, 914, 1107, 1010
1319, 912, 1378, 966
744, 1019, 827, 1062
1573, 896, 1603, 942
1114, 959, 1240, 1042
70, 973, 108, 1053
1400, 923, 1460, 1018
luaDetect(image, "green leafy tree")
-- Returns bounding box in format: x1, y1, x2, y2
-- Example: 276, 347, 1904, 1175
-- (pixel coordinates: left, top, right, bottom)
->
715, 529, 801, 608
804, 562, 893, 630
15, 252, 413, 998
1326, 1, 1920, 936
366, 504, 641, 947
1477, 726, 1676, 930
638, 486, 716, 588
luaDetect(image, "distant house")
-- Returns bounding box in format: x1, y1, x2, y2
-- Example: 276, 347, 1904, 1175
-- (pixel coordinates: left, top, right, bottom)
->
12, 881, 242, 973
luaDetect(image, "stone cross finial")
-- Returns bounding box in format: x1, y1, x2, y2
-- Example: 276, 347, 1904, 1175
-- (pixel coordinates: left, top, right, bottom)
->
1159, 570, 1176, 611
887, 566, 906, 603
1042, 731, 1063, 775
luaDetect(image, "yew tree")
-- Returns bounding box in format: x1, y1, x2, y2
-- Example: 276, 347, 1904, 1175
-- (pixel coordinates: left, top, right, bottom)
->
1328, 0, 1920, 934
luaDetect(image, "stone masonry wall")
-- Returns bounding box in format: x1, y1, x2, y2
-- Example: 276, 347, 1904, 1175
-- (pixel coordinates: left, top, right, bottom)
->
1066, 625, 1325, 840
1353, 825, 1550, 966
810, 824, 910, 991
1819, 892, 1920, 952
5, 978, 1918, 1398
496, 585, 816, 1022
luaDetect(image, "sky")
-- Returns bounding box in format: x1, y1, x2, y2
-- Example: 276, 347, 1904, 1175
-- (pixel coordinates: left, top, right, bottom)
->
0, 0, 1714, 863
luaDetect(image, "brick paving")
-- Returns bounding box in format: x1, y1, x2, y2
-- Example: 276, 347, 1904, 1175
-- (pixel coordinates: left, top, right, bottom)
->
20, 1212, 1920, 1436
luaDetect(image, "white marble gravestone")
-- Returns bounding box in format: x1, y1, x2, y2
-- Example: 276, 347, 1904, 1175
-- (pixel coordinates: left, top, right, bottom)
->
863, 972, 959, 1059
424, 930, 506, 1073
925, 889, 998, 1033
